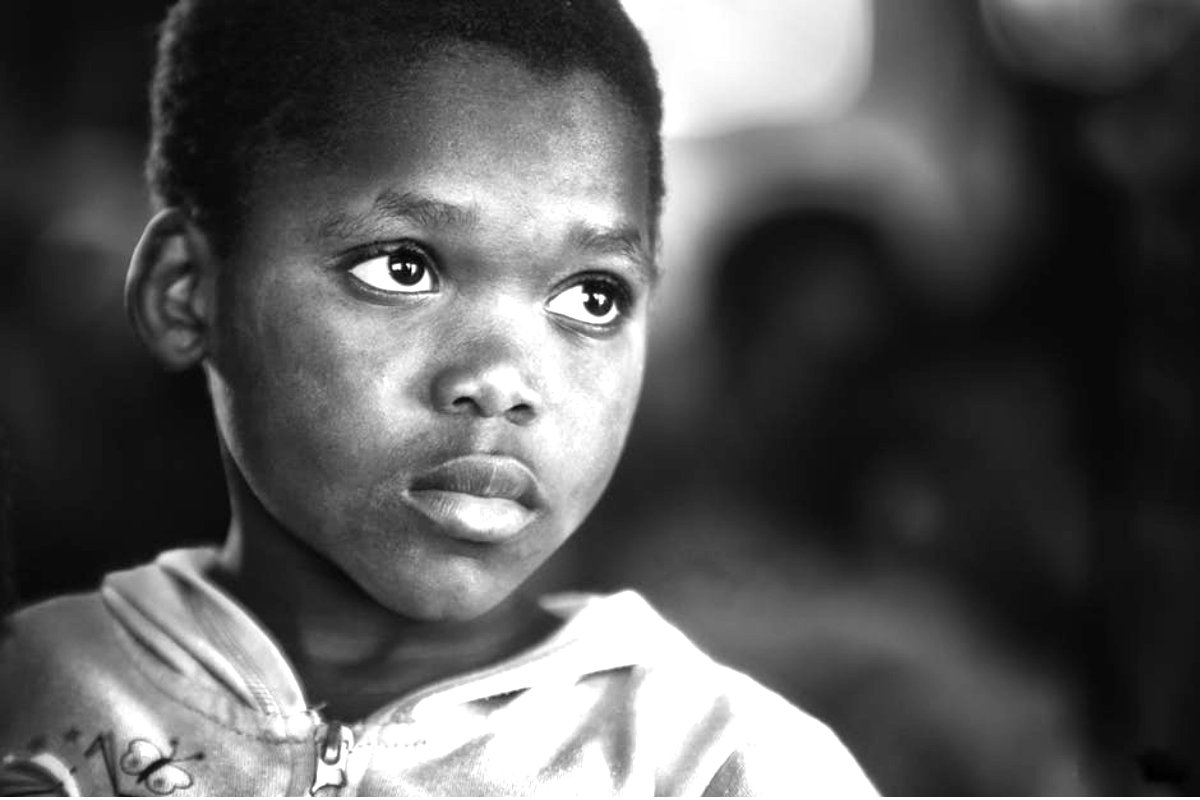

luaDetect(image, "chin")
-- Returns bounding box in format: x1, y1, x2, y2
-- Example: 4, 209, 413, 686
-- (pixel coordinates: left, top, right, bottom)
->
391, 589, 515, 624
352, 554, 519, 623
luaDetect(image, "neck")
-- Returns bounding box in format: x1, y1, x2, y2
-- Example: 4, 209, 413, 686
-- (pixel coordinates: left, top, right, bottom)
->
207, 456, 558, 722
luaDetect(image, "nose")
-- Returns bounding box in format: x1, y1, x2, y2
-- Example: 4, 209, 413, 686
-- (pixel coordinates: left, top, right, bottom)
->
430, 341, 543, 426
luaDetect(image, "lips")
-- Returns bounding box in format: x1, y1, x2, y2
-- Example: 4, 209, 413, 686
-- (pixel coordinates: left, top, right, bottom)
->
403, 455, 544, 543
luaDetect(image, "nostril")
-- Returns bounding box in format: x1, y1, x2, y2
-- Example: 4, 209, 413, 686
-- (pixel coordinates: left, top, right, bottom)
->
431, 362, 541, 421
505, 403, 536, 426
450, 396, 478, 414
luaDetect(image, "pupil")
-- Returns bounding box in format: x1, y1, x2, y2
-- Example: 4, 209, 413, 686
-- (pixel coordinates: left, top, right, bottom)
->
583, 285, 614, 317
388, 251, 425, 285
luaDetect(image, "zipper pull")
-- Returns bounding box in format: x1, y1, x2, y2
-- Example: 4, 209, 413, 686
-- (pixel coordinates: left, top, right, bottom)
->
308, 722, 355, 796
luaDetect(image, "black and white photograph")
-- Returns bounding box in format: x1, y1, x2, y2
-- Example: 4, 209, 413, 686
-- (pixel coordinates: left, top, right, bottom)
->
2, 0, 1200, 795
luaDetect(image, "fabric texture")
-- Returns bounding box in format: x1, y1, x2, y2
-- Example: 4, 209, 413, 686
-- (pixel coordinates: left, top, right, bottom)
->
0, 548, 875, 796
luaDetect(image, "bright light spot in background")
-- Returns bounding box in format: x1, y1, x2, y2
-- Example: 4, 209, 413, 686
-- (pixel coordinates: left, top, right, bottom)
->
982, 0, 1200, 93
620, 0, 874, 138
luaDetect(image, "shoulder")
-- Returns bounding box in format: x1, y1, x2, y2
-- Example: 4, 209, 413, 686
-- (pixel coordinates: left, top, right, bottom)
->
699, 665, 877, 795
0, 590, 116, 670
0, 590, 126, 741
645, 642, 876, 795
547, 590, 876, 795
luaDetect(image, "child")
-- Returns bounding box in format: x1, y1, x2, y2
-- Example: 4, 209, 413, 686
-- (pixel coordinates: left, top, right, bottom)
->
0, 0, 875, 794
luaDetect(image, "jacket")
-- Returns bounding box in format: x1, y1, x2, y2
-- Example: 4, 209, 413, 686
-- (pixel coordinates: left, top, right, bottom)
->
0, 548, 874, 796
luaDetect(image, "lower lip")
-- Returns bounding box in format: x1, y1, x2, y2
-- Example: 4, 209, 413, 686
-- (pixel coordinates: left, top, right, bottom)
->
402, 489, 536, 544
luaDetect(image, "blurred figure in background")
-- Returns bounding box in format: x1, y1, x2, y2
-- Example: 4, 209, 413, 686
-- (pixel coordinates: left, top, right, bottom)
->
984, 0, 1200, 790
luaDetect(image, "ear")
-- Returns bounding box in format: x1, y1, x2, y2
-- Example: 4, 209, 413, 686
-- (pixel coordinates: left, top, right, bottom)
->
125, 208, 219, 370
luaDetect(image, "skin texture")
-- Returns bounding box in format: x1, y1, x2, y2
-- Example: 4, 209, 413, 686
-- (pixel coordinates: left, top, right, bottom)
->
130, 44, 654, 718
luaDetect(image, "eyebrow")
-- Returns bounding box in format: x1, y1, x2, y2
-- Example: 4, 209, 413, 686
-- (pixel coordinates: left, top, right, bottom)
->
569, 222, 659, 286
316, 190, 479, 241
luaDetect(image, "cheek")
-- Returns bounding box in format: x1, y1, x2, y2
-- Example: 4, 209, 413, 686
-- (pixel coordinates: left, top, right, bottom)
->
554, 332, 646, 504
215, 270, 396, 495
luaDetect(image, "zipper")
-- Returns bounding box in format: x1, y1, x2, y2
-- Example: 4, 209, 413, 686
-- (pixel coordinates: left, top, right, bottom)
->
297, 619, 575, 794
308, 720, 355, 796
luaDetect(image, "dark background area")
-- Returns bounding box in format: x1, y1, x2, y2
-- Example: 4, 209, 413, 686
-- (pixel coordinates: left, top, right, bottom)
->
3, 0, 1200, 794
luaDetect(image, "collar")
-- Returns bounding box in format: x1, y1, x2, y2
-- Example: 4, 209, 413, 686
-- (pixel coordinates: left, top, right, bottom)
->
102, 547, 687, 727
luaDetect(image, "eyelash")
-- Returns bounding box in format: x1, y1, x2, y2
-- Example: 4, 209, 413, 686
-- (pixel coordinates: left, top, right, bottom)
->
338, 240, 439, 295
546, 273, 635, 331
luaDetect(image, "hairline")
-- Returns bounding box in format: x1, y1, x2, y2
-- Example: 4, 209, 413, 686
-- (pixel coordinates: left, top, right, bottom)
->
217, 42, 662, 258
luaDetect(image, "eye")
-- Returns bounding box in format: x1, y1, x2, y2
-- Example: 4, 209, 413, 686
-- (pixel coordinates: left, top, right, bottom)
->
546, 276, 628, 326
347, 243, 438, 294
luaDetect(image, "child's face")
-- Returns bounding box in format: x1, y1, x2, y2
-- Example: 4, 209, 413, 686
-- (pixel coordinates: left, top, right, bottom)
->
206, 45, 653, 620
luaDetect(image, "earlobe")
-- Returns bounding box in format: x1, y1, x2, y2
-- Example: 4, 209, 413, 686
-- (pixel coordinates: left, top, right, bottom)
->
125, 208, 218, 371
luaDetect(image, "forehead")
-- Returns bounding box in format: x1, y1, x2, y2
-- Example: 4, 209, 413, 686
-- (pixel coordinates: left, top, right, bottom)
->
351, 43, 646, 191
238, 43, 654, 269
362, 41, 647, 147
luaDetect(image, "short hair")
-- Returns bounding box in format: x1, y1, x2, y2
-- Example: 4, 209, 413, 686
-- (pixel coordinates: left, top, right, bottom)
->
147, 0, 664, 254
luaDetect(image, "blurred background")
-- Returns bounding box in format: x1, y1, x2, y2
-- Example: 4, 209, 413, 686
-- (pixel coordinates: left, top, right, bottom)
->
3, 0, 1200, 793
